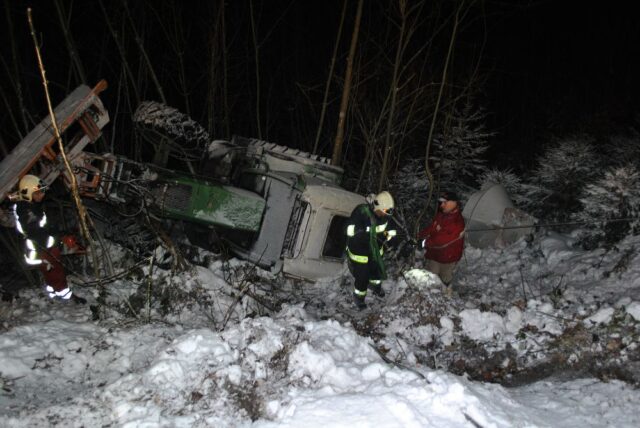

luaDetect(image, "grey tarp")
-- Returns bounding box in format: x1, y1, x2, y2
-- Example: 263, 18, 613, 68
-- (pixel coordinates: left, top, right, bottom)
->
462, 184, 535, 248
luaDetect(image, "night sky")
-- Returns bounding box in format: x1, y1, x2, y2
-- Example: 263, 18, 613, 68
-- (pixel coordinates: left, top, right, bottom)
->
482, 1, 640, 152
1, 1, 639, 167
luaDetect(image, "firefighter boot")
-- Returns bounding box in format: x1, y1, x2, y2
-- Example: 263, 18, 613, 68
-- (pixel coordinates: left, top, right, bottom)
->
369, 282, 386, 298
353, 292, 367, 310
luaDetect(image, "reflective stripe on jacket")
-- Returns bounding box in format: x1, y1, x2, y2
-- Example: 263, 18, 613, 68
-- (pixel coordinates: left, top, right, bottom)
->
13, 202, 55, 265
345, 204, 395, 279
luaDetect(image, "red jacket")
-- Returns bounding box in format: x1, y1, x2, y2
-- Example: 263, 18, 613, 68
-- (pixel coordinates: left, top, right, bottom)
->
418, 208, 465, 263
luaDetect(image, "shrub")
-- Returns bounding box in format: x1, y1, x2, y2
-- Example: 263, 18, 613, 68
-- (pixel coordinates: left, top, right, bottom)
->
572, 165, 640, 249
523, 138, 599, 222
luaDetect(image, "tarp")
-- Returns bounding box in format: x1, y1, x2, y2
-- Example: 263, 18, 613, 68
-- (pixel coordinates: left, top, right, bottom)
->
462, 184, 535, 248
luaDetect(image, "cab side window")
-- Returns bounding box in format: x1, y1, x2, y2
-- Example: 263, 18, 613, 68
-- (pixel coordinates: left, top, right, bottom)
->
322, 215, 348, 258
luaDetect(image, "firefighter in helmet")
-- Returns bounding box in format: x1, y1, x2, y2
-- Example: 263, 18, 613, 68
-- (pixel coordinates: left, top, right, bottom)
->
11, 175, 85, 303
345, 191, 397, 310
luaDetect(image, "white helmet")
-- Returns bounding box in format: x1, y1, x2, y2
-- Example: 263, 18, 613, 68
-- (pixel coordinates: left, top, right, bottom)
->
18, 174, 45, 201
373, 191, 394, 214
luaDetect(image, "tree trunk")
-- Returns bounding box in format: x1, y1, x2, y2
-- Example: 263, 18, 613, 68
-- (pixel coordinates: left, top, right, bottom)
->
0, 82, 25, 142
313, 0, 348, 155
221, 0, 230, 138
249, 0, 262, 139
121, 0, 169, 166
54, 0, 87, 85
27, 7, 101, 279
207, 0, 229, 138
98, 0, 140, 104
415, 0, 463, 234
331, 0, 363, 166
122, 0, 166, 104
378, 0, 408, 192
3, 0, 30, 136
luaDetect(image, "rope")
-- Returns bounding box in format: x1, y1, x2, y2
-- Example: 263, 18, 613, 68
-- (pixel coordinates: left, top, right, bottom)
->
465, 216, 639, 233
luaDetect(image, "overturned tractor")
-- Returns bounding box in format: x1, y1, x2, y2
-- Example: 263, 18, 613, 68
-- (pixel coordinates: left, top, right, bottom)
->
0, 81, 364, 281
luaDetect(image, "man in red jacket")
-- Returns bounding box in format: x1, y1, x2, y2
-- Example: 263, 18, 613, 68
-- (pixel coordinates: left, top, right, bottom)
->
418, 191, 465, 295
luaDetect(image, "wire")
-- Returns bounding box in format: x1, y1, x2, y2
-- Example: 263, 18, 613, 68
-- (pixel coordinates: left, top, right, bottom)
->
465, 216, 639, 233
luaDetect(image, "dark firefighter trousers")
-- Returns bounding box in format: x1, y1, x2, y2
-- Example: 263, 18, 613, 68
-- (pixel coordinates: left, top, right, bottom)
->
348, 258, 382, 296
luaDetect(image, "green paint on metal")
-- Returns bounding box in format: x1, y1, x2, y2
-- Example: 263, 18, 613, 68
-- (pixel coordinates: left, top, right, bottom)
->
153, 176, 265, 231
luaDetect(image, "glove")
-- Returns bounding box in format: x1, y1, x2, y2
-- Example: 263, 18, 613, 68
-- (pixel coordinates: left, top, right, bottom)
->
385, 230, 397, 241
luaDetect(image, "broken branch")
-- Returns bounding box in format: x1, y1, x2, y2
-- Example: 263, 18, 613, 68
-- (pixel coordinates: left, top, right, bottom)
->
27, 7, 101, 280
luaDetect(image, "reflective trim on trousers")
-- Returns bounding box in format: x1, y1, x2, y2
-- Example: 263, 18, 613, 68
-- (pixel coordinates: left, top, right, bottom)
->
27, 236, 55, 250
347, 248, 368, 264
25, 251, 42, 265
45, 285, 72, 300
26, 239, 36, 251
369, 280, 381, 285
354, 288, 367, 296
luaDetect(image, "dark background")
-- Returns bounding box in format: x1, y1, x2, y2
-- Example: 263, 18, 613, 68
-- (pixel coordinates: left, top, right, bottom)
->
1, 0, 639, 170
482, 1, 640, 156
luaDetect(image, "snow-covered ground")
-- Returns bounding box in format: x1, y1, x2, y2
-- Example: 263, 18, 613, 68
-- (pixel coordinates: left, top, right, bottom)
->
2, 231, 640, 427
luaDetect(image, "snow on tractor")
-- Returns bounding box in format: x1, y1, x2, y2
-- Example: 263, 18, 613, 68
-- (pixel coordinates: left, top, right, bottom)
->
0, 81, 364, 281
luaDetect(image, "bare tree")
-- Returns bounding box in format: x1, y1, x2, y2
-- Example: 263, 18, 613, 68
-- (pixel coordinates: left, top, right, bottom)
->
0, 70, 27, 142
98, 0, 140, 105
416, 0, 466, 232
207, 0, 230, 137
3, 0, 30, 137
378, 0, 426, 191
249, 0, 262, 139
332, 0, 364, 166
313, 0, 348, 155
54, 0, 87, 86
27, 7, 100, 278
147, 2, 192, 117
121, 0, 166, 105
350, 0, 436, 191
120, 0, 171, 166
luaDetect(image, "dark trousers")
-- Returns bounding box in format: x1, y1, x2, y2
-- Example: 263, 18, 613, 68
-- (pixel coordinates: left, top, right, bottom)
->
348, 260, 371, 294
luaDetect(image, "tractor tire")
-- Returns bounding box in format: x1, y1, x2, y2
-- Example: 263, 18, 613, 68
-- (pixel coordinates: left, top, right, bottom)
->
133, 101, 210, 163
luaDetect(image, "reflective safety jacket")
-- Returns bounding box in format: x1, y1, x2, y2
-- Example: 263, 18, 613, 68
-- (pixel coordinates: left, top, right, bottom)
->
12, 201, 55, 265
345, 203, 396, 279
418, 208, 465, 264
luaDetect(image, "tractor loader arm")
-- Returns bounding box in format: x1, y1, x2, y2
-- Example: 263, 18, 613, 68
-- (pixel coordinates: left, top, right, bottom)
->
0, 80, 109, 203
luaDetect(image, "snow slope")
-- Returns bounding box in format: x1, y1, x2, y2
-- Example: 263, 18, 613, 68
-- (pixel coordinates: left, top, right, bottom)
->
1, 231, 640, 427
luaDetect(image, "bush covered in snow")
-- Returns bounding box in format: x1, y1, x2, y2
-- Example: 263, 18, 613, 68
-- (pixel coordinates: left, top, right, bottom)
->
602, 133, 640, 168
572, 165, 640, 249
523, 138, 600, 222
389, 158, 431, 226
431, 103, 491, 192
